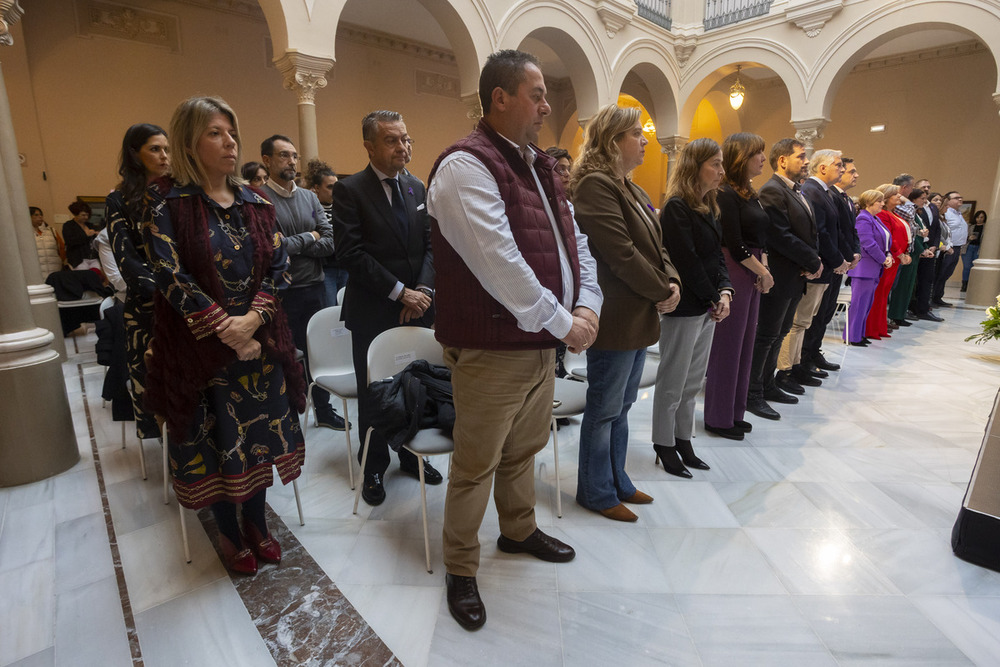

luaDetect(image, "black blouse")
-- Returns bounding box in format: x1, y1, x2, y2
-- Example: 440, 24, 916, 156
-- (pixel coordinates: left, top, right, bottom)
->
660, 196, 732, 318
717, 183, 769, 262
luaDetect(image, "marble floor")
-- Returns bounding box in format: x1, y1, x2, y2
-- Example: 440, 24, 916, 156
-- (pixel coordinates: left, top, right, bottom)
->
3, 286, 1000, 666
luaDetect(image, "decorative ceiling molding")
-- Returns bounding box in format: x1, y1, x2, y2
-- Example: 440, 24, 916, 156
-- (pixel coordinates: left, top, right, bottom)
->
851, 39, 985, 74
172, 0, 263, 21
784, 0, 843, 38
595, 0, 635, 38
337, 21, 456, 65
76, 0, 180, 52
415, 69, 460, 99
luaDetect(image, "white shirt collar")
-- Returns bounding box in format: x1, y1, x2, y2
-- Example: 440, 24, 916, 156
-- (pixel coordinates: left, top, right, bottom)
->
809, 175, 830, 191
266, 178, 296, 198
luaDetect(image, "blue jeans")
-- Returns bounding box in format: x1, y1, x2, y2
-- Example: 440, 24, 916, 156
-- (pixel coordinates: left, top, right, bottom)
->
576, 348, 645, 511
962, 244, 980, 284
323, 265, 349, 305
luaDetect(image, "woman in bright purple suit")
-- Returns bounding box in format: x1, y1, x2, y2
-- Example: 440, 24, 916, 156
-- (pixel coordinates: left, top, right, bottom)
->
845, 189, 892, 346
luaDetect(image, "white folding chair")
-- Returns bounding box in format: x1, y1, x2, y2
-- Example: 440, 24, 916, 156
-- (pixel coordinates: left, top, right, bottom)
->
304, 305, 358, 489
352, 326, 453, 573
833, 283, 852, 343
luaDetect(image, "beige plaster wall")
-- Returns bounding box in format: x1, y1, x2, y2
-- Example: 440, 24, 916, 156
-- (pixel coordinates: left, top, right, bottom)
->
6, 0, 471, 226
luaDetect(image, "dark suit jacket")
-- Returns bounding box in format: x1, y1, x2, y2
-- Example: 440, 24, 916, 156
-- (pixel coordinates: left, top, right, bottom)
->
800, 178, 845, 284
831, 186, 861, 258
660, 197, 732, 317
758, 174, 821, 284
331, 165, 434, 338
573, 171, 679, 349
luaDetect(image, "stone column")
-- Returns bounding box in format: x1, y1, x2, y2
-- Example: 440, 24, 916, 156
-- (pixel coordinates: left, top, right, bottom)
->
658, 135, 687, 206
792, 118, 828, 159
965, 94, 1000, 307
275, 52, 334, 164
0, 0, 78, 486
0, 23, 64, 357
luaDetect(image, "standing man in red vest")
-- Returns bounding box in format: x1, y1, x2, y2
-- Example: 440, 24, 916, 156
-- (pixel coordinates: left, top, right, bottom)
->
427, 49, 603, 631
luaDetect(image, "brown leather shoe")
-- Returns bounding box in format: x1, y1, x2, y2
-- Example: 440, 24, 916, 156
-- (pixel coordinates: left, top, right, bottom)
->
599, 503, 638, 522
445, 573, 486, 631
623, 490, 654, 504
496, 528, 575, 562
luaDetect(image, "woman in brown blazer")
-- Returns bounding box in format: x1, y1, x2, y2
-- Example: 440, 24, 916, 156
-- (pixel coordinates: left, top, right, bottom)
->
570, 104, 680, 522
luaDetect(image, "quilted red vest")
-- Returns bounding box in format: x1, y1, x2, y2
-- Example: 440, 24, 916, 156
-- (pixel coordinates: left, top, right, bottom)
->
429, 119, 580, 350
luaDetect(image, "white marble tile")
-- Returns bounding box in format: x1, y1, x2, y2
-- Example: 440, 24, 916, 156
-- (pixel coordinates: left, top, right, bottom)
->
829, 447, 950, 483
2, 478, 54, 510
910, 595, 1000, 667
745, 528, 900, 595
904, 447, 979, 484
7, 648, 54, 667
426, 588, 562, 666
845, 528, 1000, 596
280, 517, 362, 583
0, 501, 54, 575
0, 561, 55, 665
51, 468, 102, 525
793, 481, 927, 529
716, 481, 832, 528
649, 527, 786, 595
117, 515, 227, 614
104, 476, 177, 537
337, 583, 442, 667
559, 592, 699, 665
794, 595, 972, 665
755, 446, 867, 482
676, 594, 836, 666
54, 512, 115, 594
873, 482, 967, 534
54, 575, 131, 667
633, 480, 740, 527
134, 577, 275, 667
553, 524, 672, 593
335, 519, 447, 586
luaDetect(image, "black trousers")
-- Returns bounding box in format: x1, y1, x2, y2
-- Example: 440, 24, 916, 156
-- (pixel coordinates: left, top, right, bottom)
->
914, 256, 937, 315
801, 273, 842, 363
749, 273, 805, 399
933, 246, 962, 301
281, 282, 331, 410
350, 322, 419, 476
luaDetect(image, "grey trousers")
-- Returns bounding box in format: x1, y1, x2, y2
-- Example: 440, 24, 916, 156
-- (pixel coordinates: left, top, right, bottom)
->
652, 313, 716, 444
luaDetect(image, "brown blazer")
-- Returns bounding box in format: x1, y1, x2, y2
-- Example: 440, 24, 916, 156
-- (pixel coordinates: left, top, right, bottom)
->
573, 171, 679, 350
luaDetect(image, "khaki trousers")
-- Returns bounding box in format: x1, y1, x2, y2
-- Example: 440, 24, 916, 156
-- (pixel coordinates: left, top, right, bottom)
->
442, 346, 555, 577
777, 282, 828, 371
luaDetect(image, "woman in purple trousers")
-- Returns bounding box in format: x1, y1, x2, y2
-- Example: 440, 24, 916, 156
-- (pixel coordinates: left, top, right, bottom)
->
703, 133, 774, 440
846, 189, 892, 346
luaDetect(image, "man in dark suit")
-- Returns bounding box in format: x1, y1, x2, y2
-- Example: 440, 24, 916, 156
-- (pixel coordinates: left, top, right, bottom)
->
914, 178, 944, 321
746, 138, 822, 420
801, 157, 861, 373
776, 149, 849, 393
331, 110, 442, 506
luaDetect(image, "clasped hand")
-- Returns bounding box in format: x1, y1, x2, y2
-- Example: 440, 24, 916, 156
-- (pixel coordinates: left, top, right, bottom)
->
655, 284, 681, 314
562, 306, 599, 354
216, 313, 262, 360
399, 288, 432, 324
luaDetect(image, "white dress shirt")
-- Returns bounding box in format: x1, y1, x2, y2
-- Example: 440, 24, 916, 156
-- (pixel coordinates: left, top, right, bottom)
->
428, 139, 602, 340
944, 206, 969, 247
95, 227, 126, 300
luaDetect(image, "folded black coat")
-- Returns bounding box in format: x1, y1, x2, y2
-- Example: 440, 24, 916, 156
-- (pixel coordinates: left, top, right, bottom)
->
362, 359, 455, 452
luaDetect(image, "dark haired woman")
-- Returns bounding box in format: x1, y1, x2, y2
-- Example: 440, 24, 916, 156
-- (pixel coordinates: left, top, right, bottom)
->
653, 138, 732, 477
241, 161, 268, 188
107, 123, 170, 440
703, 133, 772, 440
31, 206, 65, 277
63, 201, 101, 271
962, 210, 987, 291
143, 97, 305, 575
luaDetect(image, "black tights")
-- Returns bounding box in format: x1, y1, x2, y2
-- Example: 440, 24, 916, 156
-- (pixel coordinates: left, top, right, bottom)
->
210, 489, 267, 547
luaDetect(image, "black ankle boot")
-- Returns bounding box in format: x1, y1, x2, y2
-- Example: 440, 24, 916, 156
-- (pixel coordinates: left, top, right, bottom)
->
675, 438, 710, 470
653, 444, 692, 479
961, 280, 968, 292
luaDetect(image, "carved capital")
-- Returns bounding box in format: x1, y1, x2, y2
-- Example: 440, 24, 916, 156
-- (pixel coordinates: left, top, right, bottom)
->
461, 92, 482, 122
674, 35, 697, 67
658, 135, 688, 157
595, 0, 635, 38
0, 0, 25, 46
792, 118, 828, 156
784, 0, 843, 38
275, 52, 334, 105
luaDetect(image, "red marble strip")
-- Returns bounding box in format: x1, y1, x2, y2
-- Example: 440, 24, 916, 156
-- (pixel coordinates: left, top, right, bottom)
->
197, 505, 400, 666
77, 364, 145, 666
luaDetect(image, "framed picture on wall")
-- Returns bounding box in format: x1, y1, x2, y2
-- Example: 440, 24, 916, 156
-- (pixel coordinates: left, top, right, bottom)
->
960, 201, 976, 224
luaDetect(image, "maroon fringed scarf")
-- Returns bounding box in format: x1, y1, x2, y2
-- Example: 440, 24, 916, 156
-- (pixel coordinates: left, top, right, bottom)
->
144, 177, 306, 438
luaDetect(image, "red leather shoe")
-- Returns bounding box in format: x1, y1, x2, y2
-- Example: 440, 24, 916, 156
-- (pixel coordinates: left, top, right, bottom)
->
243, 521, 281, 564
218, 534, 258, 576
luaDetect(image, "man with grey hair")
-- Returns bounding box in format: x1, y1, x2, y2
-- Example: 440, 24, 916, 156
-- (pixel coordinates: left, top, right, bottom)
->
775, 149, 848, 395
331, 110, 441, 506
